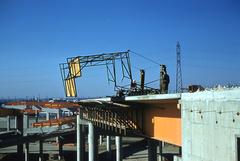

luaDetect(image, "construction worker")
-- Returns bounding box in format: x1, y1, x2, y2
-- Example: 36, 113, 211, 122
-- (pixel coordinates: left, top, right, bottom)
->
130, 80, 137, 91
160, 65, 170, 94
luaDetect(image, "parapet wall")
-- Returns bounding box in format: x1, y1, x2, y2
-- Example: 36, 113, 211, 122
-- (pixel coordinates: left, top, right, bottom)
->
181, 88, 240, 161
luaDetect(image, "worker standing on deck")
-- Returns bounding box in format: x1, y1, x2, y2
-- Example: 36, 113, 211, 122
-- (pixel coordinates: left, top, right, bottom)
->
131, 80, 137, 91
160, 65, 170, 94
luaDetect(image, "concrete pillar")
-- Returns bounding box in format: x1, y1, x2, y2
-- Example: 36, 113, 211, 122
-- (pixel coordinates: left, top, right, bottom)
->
88, 122, 95, 161
23, 114, 29, 136
179, 146, 182, 155
35, 113, 39, 123
106, 135, 112, 160
23, 114, 30, 161
58, 137, 63, 160
77, 115, 84, 161
14, 116, 17, 129
94, 133, 99, 161
148, 139, 158, 161
46, 112, 50, 120
158, 141, 163, 161
99, 135, 103, 146
106, 135, 111, 151
17, 114, 24, 160
115, 136, 122, 161
57, 109, 61, 118
6, 116, 10, 131
25, 143, 29, 161
39, 140, 44, 161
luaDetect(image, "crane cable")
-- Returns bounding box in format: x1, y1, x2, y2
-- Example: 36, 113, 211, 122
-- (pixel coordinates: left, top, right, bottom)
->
128, 50, 162, 87
129, 50, 161, 66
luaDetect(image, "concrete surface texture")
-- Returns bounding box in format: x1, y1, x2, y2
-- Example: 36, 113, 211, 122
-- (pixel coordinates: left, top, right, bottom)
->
181, 88, 240, 161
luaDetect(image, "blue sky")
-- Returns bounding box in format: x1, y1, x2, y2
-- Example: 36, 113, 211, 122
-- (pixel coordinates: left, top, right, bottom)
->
0, 0, 239, 98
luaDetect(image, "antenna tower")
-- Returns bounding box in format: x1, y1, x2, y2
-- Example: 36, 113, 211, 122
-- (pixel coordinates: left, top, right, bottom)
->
176, 42, 183, 93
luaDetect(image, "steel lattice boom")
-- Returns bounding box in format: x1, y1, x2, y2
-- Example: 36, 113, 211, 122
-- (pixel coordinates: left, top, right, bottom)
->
60, 51, 133, 97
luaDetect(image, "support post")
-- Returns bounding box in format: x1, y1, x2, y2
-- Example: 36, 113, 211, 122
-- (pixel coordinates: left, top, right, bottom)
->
25, 143, 29, 161
88, 122, 95, 161
158, 141, 163, 161
24, 114, 30, 161
57, 109, 61, 118
35, 112, 39, 123
94, 133, 99, 161
14, 116, 17, 129
115, 136, 122, 161
39, 140, 43, 161
56, 109, 61, 143
6, 116, 10, 131
17, 114, 24, 160
77, 115, 84, 161
99, 135, 103, 146
148, 139, 157, 161
58, 137, 63, 160
46, 112, 50, 120
23, 114, 29, 135
106, 135, 111, 160
179, 146, 182, 155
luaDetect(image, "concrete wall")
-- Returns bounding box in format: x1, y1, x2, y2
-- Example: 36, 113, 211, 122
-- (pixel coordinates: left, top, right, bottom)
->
181, 88, 240, 161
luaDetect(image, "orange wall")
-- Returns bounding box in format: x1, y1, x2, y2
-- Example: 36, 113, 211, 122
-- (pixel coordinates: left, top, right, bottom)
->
142, 103, 181, 146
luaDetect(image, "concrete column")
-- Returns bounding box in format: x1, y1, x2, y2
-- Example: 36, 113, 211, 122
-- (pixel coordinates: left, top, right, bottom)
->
106, 136, 112, 160
57, 109, 61, 118
106, 135, 111, 151
17, 114, 24, 160
23, 114, 29, 136
77, 115, 84, 161
162, 141, 165, 147
39, 140, 44, 161
148, 139, 158, 161
88, 122, 95, 161
35, 112, 39, 123
23, 114, 30, 161
25, 143, 29, 161
46, 112, 50, 120
158, 141, 163, 161
6, 116, 10, 131
14, 116, 17, 129
58, 137, 63, 160
99, 135, 103, 146
115, 136, 122, 161
94, 133, 99, 161
56, 109, 62, 143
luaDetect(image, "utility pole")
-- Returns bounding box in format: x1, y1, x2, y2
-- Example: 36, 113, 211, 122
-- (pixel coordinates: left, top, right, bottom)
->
176, 42, 183, 93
